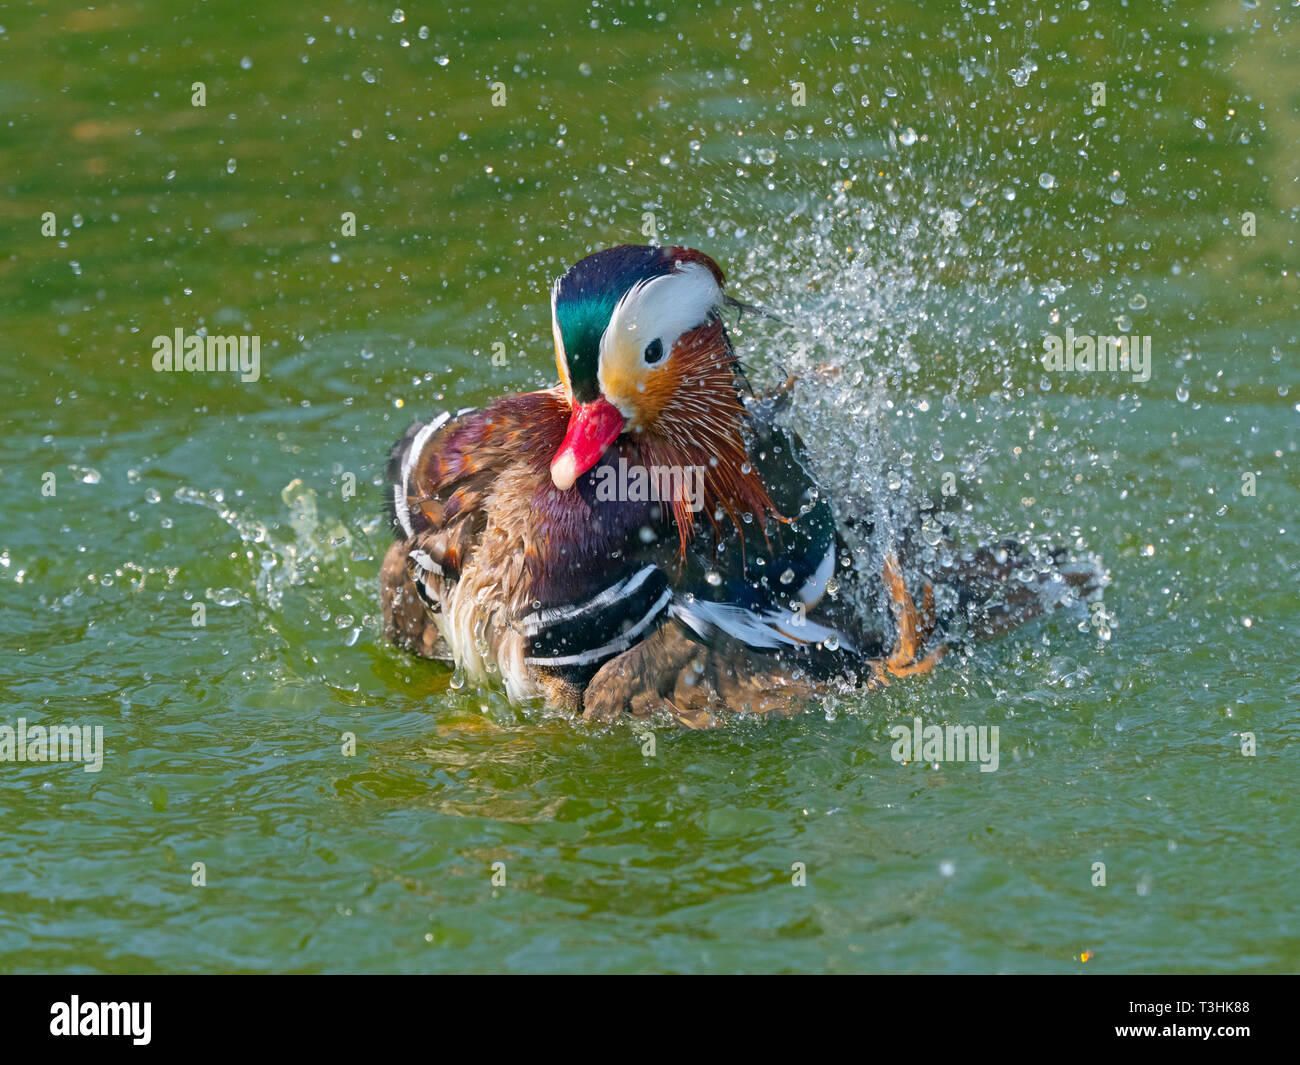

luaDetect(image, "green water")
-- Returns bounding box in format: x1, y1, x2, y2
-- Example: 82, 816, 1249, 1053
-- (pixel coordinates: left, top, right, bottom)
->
1, 0, 1296, 973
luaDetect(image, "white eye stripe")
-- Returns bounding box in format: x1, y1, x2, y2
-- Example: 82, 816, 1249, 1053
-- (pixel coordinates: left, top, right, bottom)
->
550, 277, 574, 396
599, 262, 722, 369
550, 278, 564, 358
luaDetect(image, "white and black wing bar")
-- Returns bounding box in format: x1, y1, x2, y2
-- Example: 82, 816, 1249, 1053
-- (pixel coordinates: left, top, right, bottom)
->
387, 407, 479, 539
669, 538, 854, 653
405, 546, 444, 614
522, 564, 672, 669
668, 598, 853, 651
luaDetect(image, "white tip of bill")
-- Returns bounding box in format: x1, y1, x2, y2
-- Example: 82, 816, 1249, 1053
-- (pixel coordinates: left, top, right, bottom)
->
551, 453, 578, 491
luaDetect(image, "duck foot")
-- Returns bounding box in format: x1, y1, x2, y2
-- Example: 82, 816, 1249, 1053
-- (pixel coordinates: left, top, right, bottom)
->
868, 553, 945, 688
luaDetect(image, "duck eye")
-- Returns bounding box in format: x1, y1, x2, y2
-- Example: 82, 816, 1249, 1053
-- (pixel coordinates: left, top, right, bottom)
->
643, 338, 665, 364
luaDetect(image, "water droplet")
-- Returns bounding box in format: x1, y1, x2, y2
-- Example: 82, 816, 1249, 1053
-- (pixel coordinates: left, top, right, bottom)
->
1110, 188, 1126, 205
1038, 172, 1056, 189
390, 7, 405, 22
705, 571, 723, 587
1009, 56, 1037, 86
824, 634, 840, 651
898, 127, 917, 146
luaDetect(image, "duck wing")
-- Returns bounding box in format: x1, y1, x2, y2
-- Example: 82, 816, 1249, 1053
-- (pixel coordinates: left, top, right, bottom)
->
581, 404, 867, 723
382, 396, 679, 707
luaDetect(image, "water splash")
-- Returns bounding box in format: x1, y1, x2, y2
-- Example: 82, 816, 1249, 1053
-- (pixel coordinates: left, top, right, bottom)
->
700, 166, 1109, 638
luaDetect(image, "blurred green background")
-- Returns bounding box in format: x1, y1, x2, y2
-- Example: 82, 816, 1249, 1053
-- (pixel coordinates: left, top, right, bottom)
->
0, 0, 1296, 972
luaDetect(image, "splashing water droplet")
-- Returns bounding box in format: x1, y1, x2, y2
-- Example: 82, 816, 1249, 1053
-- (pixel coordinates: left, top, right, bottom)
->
1008, 57, 1037, 86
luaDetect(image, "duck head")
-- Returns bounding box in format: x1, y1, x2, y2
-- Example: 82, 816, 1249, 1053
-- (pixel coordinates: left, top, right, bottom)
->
548, 244, 750, 501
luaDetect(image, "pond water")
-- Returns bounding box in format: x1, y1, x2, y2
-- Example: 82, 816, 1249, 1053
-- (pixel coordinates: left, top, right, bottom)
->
1, 0, 1296, 972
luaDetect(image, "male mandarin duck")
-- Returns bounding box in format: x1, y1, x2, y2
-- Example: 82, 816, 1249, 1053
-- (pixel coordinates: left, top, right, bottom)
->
380, 244, 1095, 727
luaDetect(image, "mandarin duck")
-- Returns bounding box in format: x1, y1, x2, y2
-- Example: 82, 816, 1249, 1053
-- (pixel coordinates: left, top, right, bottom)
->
380, 244, 1096, 727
